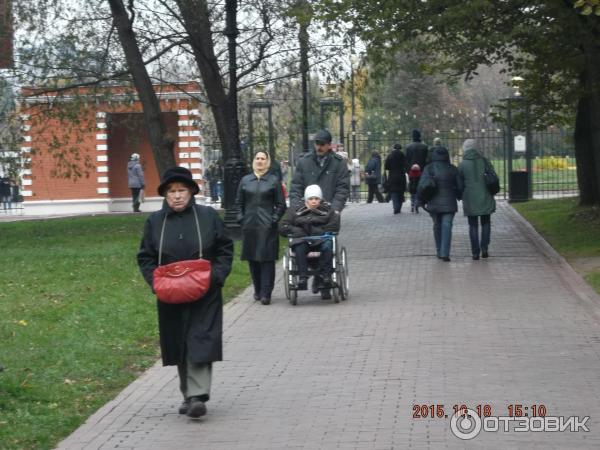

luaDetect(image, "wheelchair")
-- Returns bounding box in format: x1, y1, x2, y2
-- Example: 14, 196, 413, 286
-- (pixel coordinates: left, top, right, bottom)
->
282, 233, 349, 305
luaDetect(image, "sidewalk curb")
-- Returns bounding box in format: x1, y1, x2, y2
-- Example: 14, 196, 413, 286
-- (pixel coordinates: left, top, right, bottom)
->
505, 202, 600, 324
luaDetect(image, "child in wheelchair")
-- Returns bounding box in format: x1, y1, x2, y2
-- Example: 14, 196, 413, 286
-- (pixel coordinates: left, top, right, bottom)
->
279, 184, 341, 299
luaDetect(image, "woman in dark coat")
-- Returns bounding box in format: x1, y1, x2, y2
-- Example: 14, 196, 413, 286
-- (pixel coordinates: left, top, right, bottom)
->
384, 143, 408, 214
236, 151, 286, 305
417, 147, 463, 261
364, 152, 384, 203
137, 167, 234, 418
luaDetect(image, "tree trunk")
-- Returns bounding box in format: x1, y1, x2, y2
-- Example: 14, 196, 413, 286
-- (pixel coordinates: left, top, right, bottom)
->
574, 94, 597, 205
299, 19, 309, 152
175, 0, 232, 161
107, 0, 175, 176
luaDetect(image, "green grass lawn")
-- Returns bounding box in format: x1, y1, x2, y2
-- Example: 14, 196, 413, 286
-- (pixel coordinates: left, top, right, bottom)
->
512, 197, 600, 292
0, 214, 250, 450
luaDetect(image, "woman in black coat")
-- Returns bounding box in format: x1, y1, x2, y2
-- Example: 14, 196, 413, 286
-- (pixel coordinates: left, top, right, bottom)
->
417, 147, 463, 261
137, 167, 234, 418
364, 152, 384, 203
236, 151, 286, 305
384, 144, 408, 214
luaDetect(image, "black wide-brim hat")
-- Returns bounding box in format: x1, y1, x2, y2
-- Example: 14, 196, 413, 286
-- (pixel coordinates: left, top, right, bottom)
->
157, 166, 200, 196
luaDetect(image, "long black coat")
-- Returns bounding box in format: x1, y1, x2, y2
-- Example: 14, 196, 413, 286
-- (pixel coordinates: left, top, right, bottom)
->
235, 173, 286, 261
384, 150, 407, 193
137, 200, 233, 366
406, 141, 429, 168
417, 148, 463, 214
289, 151, 350, 211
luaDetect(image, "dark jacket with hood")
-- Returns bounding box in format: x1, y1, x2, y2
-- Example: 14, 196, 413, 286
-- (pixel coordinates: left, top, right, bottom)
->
279, 201, 341, 246
417, 147, 463, 214
458, 148, 497, 216
137, 199, 234, 366
384, 149, 407, 193
235, 172, 286, 261
289, 150, 350, 211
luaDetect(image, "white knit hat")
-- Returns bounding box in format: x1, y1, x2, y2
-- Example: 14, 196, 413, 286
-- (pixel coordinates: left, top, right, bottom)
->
130, 153, 140, 160
304, 184, 323, 200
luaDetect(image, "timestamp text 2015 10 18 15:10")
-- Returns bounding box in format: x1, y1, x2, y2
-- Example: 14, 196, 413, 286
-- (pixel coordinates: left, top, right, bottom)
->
412, 404, 548, 419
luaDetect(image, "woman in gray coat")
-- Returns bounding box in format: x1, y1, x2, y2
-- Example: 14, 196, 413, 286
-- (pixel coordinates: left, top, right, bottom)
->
458, 139, 497, 259
236, 151, 286, 304
137, 167, 234, 418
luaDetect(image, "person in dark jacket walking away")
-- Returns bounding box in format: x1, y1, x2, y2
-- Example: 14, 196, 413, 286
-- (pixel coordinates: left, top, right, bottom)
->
289, 129, 349, 212
384, 144, 408, 214
408, 164, 422, 213
405, 129, 429, 169
236, 151, 286, 305
137, 167, 234, 418
458, 139, 497, 259
364, 152, 385, 203
279, 184, 341, 300
417, 147, 463, 261
127, 153, 145, 212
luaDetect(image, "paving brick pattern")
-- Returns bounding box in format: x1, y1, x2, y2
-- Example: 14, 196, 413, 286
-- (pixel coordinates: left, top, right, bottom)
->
56, 202, 600, 449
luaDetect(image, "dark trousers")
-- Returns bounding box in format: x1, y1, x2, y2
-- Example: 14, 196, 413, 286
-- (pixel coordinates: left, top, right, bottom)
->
209, 182, 219, 202
292, 240, 334, 277
390, 192, 404, 214
467, 215, 491, 256
130, 188, 141, 212
430, 212, 455, 258
248, 260, 275, 299
367, 184, 384, 203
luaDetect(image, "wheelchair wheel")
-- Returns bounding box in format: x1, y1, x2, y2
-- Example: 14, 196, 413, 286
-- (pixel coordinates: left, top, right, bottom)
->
340, 246, 349, 301
290, 288, 297, 306
283, 250, 291, 301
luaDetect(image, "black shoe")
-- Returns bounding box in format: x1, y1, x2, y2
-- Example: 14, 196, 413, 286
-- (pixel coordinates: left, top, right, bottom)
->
319, 274, 332, 289
253, 293, 260, 301
472, 255, 480, 260
186, 397, 207, 418
442, 257, 451, 262
178, 400, 188, 415
481, 250, 489, 258
312, 276, 321, 294
321, 289, 332, 300
260, 296, 271, 305
297, 277, 308, 290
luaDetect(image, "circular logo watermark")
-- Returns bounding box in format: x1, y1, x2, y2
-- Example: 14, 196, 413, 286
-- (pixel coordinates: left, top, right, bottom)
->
450, 408, 482, 440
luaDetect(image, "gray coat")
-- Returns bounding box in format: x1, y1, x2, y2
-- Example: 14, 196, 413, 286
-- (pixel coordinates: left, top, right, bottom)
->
418, 148, 463, 214
137, 200, 234, 366
236, 173, 286, 261
458, 149, 496, 216
128, 160, 145, 188
289, 151, 350, 211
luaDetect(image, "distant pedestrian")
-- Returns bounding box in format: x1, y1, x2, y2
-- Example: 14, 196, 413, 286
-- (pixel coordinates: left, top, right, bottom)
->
236, 151, 287, 305
408, 164, 422, 213
365, 152, 385, 203
417, 147, 463, 261
350, 158, 362, 202
384, 144, 408, 214
206, 163, 219, 202
0, 177, 11, 210
127, 153, 145, 212
458, 139, 497, 259
137, 166, 234, 418
406, 129, 429, 169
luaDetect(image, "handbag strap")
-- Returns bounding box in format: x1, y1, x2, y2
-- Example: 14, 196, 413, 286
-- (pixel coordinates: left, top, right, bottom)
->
158, 206, 203, 266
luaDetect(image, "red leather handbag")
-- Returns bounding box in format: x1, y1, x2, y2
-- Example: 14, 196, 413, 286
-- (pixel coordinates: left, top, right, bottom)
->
153, 207, 212, 304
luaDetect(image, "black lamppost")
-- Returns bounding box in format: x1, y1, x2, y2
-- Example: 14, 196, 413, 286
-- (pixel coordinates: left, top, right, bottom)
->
503, 76, 533, 201
247, 84, 275, 160
350, 38, 358, 159
319, 81, 344, 143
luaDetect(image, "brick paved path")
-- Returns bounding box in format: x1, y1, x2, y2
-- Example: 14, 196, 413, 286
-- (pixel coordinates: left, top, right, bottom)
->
57, 202, 600, 449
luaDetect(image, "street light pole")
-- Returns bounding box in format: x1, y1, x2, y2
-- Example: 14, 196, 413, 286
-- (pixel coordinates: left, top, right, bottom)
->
350, 49, 357, 159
